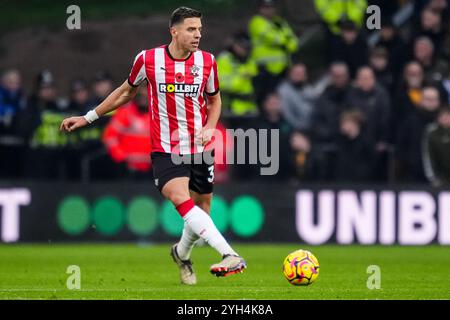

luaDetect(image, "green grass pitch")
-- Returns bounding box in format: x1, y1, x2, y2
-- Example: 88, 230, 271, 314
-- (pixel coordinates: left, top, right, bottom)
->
0, 244, 449, 300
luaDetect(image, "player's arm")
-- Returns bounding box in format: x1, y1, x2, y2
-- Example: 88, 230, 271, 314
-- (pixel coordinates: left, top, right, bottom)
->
197, 92, 221, 146
197, 55, 221, 146
205, 92, 221, 130
60, 80, 138, 133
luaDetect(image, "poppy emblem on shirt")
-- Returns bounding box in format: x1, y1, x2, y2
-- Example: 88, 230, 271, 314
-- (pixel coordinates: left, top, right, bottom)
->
189, 65, 200, 77
175, 72, 185, 82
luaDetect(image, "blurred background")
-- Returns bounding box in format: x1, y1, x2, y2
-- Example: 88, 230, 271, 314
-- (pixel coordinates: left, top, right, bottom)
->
0, 0, 449, 245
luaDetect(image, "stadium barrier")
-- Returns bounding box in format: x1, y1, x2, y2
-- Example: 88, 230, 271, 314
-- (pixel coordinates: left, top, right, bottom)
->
0, 182, 449, 245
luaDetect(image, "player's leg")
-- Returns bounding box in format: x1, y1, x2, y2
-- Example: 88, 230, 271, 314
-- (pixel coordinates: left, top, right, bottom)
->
188, 152, 246, 277
191, 190, 212, 213
161, 176, 191, 206
176, 191, 211, 262
190, 191, 210, 246
188, 191, 246, 277
152, 151, 245, 279
163, 177, 243, 281
151, 152, 196, 284
163, 178, 238, 257
162, 177, 198, 284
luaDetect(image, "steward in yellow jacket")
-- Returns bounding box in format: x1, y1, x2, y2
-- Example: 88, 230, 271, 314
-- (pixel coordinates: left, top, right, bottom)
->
217, 33, 258, 116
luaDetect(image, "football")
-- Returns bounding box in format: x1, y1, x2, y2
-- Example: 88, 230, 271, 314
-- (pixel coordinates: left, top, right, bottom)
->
283, 249, 320, 286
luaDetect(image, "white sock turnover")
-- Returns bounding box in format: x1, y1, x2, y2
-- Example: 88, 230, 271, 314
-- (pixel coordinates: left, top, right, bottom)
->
183, 205, 238, 257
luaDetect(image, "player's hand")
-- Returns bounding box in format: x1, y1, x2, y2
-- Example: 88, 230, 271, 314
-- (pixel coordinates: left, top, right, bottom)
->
60, 116, 89, 133
195, 127, 215, 146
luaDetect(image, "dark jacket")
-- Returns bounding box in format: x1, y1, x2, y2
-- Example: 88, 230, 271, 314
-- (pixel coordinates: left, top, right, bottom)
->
313, 85, 350, 143
345, 84, 391, 143
391, 84, 422, 142
334, 129, 376, 182
331, 34, 368, 78
396, 108, 438, 182
423, 123, 450, 185
251, 114, 292, 181
375, 35, 407, 78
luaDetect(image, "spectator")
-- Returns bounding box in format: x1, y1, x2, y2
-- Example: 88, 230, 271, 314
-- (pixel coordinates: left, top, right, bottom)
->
277, 63, 318, 133
0, 69, 26, 179
89, 71, 114, 108
396, 86, 442, 182
0, 69, 25, 132
423, 105, 450, 187
429, 0, 450, 60
334, 110, 375, 182
373, 18, 407, 77
314, 62, 351, 143
411, 6, 446, 53
314, 0, 367, 35
248, 0, 299, 105
21, 70, 68, 141
81, 71, 116, 180
254, 92, 291, 132
216, 32, 258, 116
19, 70, 80, 180
315, 0, 367, 67
413, 0, 450, 21
330, 20, 368, 77
346, 66, 391, 180
102, 87, 152, 179
412, 36, 448, 82
67, 79, 93, 161
393, 61, 425, 136
24, 70, 64, 115
289, 130, 315, 182
346, 66, 391, 149
68, 79, 91, 113
427, 0, 450, 20
250, 92, 292, 180
369, 46, 395, 94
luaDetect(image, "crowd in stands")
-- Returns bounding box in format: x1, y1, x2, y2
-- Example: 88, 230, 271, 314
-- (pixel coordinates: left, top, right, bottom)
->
1, 0, 450, 186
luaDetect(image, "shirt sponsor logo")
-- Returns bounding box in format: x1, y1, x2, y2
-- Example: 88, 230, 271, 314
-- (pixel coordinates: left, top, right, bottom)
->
159, 83, 200, 97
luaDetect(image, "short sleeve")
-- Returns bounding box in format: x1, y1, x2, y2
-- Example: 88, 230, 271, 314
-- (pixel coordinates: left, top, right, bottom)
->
127, 50, 147, 87
205, 55, 219, 96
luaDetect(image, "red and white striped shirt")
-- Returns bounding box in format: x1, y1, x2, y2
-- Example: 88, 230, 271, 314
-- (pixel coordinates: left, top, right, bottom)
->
128, 45, 219, 155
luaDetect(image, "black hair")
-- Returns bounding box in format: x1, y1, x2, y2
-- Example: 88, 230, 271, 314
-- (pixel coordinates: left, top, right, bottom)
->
169, 7, 202, 27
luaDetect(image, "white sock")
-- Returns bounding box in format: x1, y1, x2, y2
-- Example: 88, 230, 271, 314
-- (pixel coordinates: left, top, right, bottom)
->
183, 205, 238, 257
177, 223, 199, 260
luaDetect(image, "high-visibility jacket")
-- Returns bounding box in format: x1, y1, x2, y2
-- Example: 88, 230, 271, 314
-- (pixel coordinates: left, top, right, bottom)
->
31, 110, 79, 148
216, 51, 258, 115
102, 102, 152, 172
314, 0, 367, 34
248, 14, 298, 75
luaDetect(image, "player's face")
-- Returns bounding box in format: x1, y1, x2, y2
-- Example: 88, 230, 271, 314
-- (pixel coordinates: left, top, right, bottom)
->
172, 18, 202, 52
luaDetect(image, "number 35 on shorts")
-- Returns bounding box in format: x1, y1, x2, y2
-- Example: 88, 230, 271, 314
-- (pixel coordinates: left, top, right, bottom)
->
207, 165, 214, 183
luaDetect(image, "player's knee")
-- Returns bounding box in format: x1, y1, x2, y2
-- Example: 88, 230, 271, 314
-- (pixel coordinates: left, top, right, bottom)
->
168, 193, 190, 207
164, 189, 190, 207
162, 180, 191, 206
